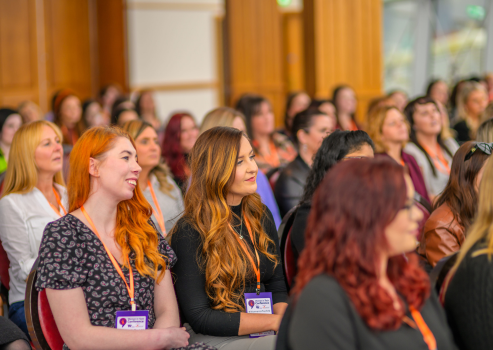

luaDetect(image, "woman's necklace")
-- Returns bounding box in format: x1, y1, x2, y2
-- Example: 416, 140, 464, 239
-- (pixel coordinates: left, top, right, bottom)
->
232, 212, 243, 239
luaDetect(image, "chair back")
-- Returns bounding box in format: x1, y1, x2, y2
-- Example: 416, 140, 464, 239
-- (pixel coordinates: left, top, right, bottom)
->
266, 167, 282, 191
25, 259, 64, 350
278, 205, 299, 289
429, 252, 459, 295
0, 241, 10, 290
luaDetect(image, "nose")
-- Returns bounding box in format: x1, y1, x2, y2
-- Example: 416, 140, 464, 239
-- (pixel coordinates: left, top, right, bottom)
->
132, 160, 142, 175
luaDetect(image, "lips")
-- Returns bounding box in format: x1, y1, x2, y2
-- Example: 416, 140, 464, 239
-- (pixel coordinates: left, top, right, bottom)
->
246, 176, 256, 182
126, 178, 137, 187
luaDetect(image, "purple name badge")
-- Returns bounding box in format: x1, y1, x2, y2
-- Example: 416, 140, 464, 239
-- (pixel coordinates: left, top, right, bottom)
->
244, 292, 275, 338
115, 310, 149, 330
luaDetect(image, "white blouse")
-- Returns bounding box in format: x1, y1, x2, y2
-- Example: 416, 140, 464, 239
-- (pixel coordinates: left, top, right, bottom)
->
0, 184, 68, 304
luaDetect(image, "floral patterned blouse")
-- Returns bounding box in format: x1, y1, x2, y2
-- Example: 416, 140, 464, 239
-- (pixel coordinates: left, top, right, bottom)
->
252, 132, 297, 174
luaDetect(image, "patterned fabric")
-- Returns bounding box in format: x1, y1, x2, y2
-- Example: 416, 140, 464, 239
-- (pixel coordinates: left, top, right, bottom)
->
252, 132, 297, 174
36, 214, 176, 329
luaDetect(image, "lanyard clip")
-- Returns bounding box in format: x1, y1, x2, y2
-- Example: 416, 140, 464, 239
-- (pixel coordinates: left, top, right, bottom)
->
256, 283, 261, 295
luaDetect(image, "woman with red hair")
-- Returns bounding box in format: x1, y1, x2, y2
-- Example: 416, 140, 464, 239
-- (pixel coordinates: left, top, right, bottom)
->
52, 89, 86, 146
276, 158, 456, 350
162, 113, 199, 191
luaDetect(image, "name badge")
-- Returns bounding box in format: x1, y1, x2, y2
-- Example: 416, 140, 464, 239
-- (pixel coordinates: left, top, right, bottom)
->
244, 292, 275, 338
115, 310, 149, 330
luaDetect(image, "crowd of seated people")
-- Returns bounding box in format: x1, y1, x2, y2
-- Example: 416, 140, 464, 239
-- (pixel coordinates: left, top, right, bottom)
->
2, 75, 493, 350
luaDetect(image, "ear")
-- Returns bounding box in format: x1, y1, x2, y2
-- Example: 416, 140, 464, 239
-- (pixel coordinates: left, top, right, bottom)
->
297, 129, 309, 146
88, 157, 100, 177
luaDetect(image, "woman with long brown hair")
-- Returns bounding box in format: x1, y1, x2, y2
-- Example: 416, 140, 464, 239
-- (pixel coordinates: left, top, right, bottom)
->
34, 126, 212, 350
418, 141, 490, 267
170, 127, 288, 349
52, 89, 86, 146
276, 158, 456, 350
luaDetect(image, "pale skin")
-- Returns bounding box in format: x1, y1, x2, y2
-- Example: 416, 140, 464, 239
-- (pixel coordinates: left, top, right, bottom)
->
380, 109, 409, 164
378, 175, 423, 310
251, 101, 276, 159
297, 115, 335, 167
335, 88, 357, 131
226, 136, 288, 335
34, 125, 64, 208
0, 113, 22, 162
135, 126, 161, 191
46, 137, 190, 350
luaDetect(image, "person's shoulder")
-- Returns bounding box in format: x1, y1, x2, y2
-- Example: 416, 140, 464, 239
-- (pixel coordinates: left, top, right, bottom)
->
303, 274, 346, 296
452, 119, 468, 129
170, 216, 201, 245
296, 275, 350, 313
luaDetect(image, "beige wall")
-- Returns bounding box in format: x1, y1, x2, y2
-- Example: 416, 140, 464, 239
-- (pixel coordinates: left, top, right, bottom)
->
126, 0, 224, 124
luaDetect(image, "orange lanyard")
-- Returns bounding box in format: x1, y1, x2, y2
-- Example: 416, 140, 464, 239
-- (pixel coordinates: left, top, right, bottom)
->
81, 206, 136, 311
400, 159, 406, 167
49, 187, 67, 217
147, 180, 166, 237
422, 144, 450, 175
231, 216, 261, 294
408, 306, 437, 350
260, 141, 281, 169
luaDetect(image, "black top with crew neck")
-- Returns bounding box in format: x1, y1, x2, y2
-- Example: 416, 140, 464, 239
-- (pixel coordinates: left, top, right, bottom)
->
170, 203, 288, 336
276, 274, 457, 350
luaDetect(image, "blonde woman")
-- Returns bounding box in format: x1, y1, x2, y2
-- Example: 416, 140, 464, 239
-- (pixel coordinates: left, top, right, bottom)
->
443, 145, 493, 349
200, 107, 282, 228
122, 120, 184, 235
453, 81, 488, 142
476, 118, 493, 142
0, 120, 68, 336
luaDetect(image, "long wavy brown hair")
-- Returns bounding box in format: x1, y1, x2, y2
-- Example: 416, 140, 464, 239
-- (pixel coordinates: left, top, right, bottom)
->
170, 126, 278, 312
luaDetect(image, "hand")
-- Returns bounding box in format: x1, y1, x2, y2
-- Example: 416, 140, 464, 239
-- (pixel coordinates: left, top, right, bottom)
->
159, 327, 190, 349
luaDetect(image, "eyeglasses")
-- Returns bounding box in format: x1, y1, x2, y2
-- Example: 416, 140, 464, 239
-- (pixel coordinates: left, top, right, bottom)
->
465, 142, 493, 161
342, 156, 369, 160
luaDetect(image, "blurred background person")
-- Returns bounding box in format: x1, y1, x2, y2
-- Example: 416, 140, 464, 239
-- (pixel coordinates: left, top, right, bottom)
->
290, 130, 374, 265
387, 90, 408, 112
279, 158, 456, 350
135, 90, 162, 130
404, 97, 458, 201
476, 118, 493, 142
0, 109, 22, 175
453, 81, 489, 142
274, 108, 335, 217
418, 141, 490, 268
122, 120, 184, 236
332, 85, 359, 131
17, 101, 42, 124
52, 89, 86, 147
110, 107, 139, 127
162, 112, 199, 191
426, 79, 449, 107
200, 106, 282, 227
308, 99, 336, 122
282, 91, 311, 139
82, 99, 106, 128
236, 94, 296, 174
0, 120, 67, 337
98, 84, 122, 121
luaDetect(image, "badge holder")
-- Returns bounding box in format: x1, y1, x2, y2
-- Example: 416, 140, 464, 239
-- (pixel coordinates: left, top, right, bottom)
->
244, 292, 274, 338
115, 310, 149, 330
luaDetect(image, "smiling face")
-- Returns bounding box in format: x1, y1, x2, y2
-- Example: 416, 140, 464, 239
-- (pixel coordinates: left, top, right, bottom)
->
384, 175, 423, 255
180, 116, 199, 153
251, 101, 275, 137
134, 126, 160, 170
90, 137, 142, 202
226, 136, 258, 205
34, 125, 63, 175
412, 103, 442, 136
1, 113, 22, 146
381, 109, 409, 145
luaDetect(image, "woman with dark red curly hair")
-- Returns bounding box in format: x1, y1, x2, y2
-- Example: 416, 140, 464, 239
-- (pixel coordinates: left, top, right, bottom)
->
162, 112, 199, 191
276, 158, 456, 350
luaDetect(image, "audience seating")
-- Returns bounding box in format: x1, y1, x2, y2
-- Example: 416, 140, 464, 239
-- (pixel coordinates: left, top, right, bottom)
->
0, 241, 9, 306
278, 205, 299, 289
429, 252, 458, 295
25, 258, 64, 350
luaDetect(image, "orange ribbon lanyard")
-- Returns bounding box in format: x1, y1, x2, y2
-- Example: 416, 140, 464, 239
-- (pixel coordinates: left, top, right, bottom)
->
49, 187, 67, 217
422, 144, 450, 175
400, 158, 406, 167
231, 216, 261, 295
147, 180, 166, 237
81, 206, 136, 311
408, 306, 437, 350
262, 140, 281, 169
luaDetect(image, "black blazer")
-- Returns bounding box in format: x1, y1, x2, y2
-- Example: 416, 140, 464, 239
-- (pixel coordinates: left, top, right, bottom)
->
274, 156, 310, 217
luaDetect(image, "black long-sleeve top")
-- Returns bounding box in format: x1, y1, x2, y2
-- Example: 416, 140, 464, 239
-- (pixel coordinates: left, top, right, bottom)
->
171, 203, 288, 336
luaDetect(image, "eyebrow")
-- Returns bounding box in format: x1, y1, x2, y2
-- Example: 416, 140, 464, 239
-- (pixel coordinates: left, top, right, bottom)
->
120, 150, 136, 157
237, 150, 254, 159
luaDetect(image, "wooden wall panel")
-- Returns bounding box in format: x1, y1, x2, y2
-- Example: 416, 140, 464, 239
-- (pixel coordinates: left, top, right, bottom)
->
282, 12, 305, 92
44, 0, 93, 100
96, 0, 128, 92
303, 0, 383, 123
0, 0, 39, 107
225, 0, 285, 126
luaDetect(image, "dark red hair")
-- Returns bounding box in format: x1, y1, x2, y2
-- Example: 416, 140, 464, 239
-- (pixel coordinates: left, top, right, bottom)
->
292, 158, 430, 330
162, 113, 193, 181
